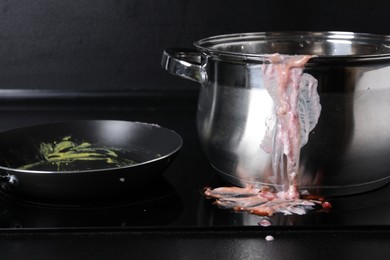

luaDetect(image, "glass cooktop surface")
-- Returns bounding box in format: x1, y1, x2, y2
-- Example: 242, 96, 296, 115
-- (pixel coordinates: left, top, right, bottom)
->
0, 93, 389, 230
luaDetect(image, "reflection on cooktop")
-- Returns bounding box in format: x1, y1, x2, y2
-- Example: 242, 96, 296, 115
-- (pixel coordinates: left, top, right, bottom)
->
198, 176, 390, 227
0, 177, 183, 228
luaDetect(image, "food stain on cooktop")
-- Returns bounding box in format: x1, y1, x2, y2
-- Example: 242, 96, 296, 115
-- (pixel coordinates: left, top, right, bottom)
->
204, 185, 331, 217
204, 53, 328, 217
18, 136, 137, 171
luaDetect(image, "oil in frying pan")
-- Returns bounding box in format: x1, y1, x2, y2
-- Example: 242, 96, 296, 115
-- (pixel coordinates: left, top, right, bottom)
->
17, 136, 138, 171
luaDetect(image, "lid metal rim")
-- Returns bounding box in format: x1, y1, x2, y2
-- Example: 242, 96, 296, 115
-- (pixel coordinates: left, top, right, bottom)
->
193, 31, 390, 61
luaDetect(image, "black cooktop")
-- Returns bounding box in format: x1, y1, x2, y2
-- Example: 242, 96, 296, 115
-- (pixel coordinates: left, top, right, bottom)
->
0, 91, 389, 259
0, 91, 389, 229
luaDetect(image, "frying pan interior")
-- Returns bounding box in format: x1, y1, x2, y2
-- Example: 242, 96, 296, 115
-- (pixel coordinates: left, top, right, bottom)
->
0, 120, 182, 200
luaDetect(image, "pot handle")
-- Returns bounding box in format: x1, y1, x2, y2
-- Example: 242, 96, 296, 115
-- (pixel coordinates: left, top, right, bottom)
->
162, 48, 206, 83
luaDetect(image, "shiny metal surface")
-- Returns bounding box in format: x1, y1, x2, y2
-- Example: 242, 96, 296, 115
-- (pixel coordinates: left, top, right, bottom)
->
163, 32, 390, 196
162, 48, 205, 83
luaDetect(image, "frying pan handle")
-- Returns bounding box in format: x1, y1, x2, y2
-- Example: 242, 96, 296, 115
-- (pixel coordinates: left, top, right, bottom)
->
162, 48, 207, 83
0, 174, 20, 191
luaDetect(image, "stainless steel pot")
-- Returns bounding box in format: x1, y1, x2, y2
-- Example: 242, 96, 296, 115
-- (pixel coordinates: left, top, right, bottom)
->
162, 31, 390, 196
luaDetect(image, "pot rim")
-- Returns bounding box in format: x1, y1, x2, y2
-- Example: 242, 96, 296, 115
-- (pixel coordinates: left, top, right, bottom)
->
193, 31, 390, 62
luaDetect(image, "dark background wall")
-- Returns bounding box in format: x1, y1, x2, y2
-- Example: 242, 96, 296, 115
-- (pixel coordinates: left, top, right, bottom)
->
0, 0, 389, 92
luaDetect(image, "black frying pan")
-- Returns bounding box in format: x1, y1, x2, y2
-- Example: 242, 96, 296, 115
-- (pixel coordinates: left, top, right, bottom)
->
0, 120, 182, 200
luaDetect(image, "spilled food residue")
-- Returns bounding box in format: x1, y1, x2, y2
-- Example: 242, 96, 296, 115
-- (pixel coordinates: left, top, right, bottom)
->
204, 54, 327, 217
204, 185, 330, 217
18, 136, 136, 171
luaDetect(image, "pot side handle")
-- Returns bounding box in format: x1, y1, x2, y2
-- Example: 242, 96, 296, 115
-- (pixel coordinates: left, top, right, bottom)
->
162, 48, 206, 83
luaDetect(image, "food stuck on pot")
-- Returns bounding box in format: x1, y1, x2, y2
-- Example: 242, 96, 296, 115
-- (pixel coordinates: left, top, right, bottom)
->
203, 53, 327, 216
259, 53, 321, 200
162, 31, 390, 200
